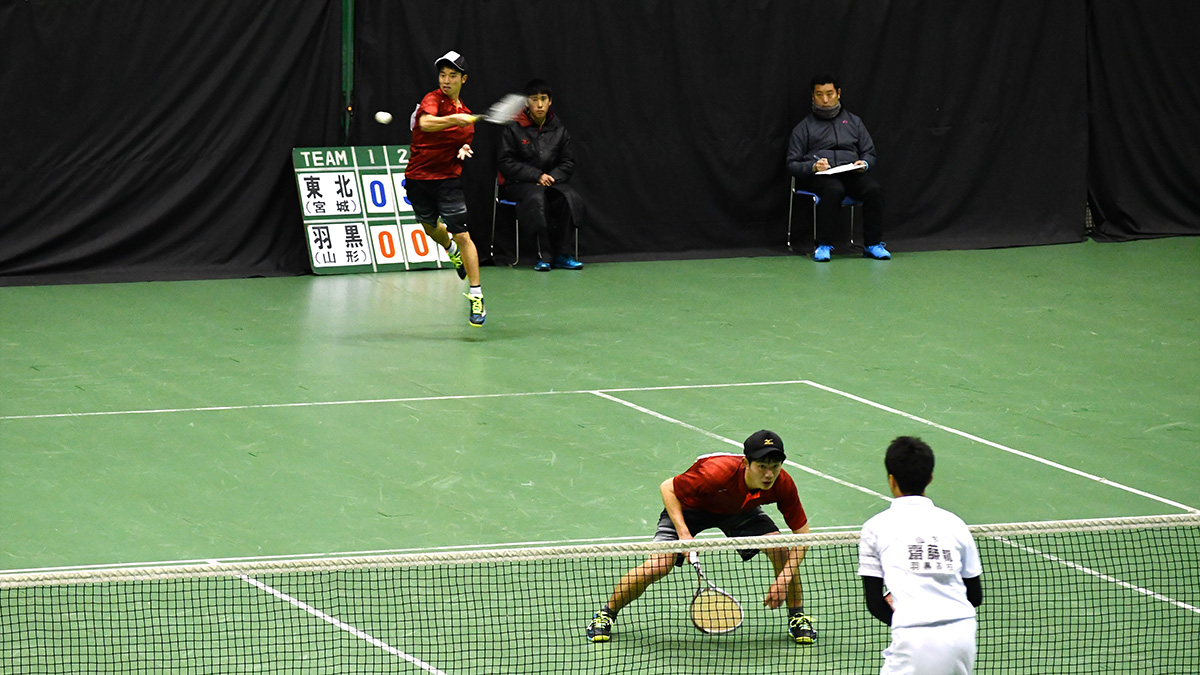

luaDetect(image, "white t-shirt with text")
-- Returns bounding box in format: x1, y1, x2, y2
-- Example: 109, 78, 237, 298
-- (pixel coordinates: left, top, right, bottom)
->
858, 496, 982, 629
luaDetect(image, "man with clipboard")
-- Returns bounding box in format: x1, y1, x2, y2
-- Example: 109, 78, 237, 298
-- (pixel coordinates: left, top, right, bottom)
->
787, 74, 891, 262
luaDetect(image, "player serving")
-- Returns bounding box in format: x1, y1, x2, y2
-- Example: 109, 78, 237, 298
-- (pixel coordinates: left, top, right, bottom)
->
858, 436, 984, 675
586, 430, 818, 644
405, 50, 486, 326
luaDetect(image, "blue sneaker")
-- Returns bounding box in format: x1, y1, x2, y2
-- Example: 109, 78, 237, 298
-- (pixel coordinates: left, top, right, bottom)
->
863, 243, 891, 260
813, 245, 832, 262
533, 260, 551, 272
552, 254, 583, 270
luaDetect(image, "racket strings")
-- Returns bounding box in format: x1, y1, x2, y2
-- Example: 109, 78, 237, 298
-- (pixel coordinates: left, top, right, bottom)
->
690, 588, 744, 633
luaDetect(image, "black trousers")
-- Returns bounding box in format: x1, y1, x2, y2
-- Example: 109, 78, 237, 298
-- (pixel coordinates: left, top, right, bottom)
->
501, 183, 576, 261
796, 171, 884, 247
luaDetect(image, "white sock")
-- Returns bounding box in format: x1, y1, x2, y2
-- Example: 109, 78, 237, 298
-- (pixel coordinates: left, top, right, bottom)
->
469, 286, 482, 298
447, 241, 459, 256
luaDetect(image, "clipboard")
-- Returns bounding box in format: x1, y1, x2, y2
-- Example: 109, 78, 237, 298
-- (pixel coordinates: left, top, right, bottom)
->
816, 163, 866, 175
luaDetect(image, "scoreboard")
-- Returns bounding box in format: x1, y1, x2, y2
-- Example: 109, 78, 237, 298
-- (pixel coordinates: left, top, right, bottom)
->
291, 145, 452, 275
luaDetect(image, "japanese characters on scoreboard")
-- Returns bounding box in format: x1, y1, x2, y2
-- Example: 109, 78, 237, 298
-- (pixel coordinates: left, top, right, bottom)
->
292, 145, 451, 275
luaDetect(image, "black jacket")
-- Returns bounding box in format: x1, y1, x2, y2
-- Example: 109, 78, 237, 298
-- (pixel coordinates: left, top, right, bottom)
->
498, 110, 576, 184
786, 108, 878, 178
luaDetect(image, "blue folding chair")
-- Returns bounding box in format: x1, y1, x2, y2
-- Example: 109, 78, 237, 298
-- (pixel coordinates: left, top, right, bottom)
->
787, 176, 862, 252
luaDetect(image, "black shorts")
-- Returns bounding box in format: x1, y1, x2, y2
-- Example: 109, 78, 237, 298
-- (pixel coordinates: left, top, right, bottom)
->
405, 178, 469, 234
654, 508, 781, 563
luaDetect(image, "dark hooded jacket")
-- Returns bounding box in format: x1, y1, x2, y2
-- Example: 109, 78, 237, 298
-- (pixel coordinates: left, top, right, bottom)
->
785, 108, 878, 178
498, 109, 576, 183
498, 109, 586, 230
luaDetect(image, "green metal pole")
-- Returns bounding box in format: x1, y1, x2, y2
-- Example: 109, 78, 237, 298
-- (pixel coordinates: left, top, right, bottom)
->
341, 0, 355, 144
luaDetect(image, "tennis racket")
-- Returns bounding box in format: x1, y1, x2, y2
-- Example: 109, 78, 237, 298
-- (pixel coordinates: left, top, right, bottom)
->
688, 552, 744, 634
473, 93, 526, 124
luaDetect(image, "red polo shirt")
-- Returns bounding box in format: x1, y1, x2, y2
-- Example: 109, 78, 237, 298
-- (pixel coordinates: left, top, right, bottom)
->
672, 453, 808, 531
407, 90, 474, 180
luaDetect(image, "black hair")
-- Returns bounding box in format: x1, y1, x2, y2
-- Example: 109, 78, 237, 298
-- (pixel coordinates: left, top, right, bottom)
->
524, 78, 553, 99
885, 436, 935, 495
810, 73, 840, 92
748, 452, 785, 466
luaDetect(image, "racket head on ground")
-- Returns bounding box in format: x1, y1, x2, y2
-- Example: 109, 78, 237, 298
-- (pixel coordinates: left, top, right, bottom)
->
479, 93, 526, 124
690, 587, 745, 634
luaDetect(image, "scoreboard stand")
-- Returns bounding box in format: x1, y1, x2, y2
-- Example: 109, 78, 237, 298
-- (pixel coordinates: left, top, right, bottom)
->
292, 145, 452, 275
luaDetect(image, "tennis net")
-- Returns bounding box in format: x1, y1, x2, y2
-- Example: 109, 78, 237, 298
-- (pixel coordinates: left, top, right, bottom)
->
2, 514, 1197, 674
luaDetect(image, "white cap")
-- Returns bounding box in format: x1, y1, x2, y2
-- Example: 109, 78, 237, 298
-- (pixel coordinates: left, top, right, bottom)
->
434, 50, 468, 73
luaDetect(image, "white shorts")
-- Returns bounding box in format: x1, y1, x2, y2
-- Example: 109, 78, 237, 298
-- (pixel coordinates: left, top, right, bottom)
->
881, 618, 977, 675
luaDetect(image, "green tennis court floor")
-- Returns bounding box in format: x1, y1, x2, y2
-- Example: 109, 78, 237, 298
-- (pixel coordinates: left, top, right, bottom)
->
3, 239, 1198, 673
2, 238, 1197, 570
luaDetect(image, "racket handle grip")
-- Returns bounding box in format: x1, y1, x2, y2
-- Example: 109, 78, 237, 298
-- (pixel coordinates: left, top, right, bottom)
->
688, 551, 699, 566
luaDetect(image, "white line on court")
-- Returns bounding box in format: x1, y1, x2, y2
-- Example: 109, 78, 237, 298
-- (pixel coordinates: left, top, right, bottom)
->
798, 380, 1200, 515
991, 537, 1200, 616
5, 378, 1193, 513
0, 380, 814, 421
0, 390, 564, 420
6, 378, 1194, 550
238, 573, 448, 675
589, 390, 893, 502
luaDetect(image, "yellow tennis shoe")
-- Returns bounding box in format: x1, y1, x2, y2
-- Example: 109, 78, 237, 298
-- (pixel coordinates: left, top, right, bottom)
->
586, 609, 614, 642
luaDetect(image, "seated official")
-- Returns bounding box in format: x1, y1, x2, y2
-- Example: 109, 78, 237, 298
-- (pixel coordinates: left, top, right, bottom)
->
497, 79, 586, 271
786, 73, 890, 263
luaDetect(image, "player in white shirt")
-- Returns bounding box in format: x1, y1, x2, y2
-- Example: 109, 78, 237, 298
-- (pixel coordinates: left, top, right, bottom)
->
858, 437, 983, 675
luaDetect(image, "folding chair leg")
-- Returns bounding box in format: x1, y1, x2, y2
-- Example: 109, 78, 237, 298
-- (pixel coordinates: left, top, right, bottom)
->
812, 202, 818, 248
786, 191, 795, 251
489, 196, 499, 262
512, 218, 520, 267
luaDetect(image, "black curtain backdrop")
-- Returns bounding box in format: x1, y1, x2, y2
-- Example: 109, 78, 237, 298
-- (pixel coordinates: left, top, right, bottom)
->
0, 0, 341, 284
0, 0, 1195, 285
1086, 0, 1200, 241
351, 0, 1089, 258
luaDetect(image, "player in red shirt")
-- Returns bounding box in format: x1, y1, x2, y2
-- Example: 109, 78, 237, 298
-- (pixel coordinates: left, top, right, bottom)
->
406, 51, 486, 326
586, 430, 818, 644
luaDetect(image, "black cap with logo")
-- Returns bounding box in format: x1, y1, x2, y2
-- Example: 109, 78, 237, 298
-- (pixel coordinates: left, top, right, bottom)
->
743, 430, 786, 461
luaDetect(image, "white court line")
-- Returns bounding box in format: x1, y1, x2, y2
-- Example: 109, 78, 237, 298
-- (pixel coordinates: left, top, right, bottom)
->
799, 380, 1200, 515
0, 380, 813, 421
0, 390, 568, 421
5, 377, 1192, 512
238, 574, 448, 675
993, 537, 1200, 616
589, 390, 893, 502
